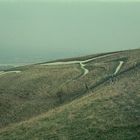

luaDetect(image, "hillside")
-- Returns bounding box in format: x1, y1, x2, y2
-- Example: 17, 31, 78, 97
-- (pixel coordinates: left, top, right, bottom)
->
0, 49, 140, 140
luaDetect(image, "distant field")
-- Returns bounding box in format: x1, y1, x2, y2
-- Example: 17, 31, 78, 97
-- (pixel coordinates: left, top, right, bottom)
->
0, 49, 140, 140
0, 65, 15, 71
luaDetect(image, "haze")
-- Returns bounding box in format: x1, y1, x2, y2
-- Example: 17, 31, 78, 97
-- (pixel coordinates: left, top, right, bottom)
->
0, 1, 140, 65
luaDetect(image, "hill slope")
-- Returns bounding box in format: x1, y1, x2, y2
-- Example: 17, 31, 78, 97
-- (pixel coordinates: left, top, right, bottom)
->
0, 49, 140, 139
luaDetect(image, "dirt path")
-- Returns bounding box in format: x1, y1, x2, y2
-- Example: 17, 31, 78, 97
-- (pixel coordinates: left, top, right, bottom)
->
42, 53, 117, 77
79, 62, 89, 76
0, 71, 21, 76
113, 61, 124, 75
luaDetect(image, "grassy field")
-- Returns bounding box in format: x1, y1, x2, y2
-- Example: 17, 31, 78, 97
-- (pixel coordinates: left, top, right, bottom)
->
0, 49, 140, 139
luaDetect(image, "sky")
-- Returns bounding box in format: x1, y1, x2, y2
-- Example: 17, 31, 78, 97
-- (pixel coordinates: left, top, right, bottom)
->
1, 0, 140, 2
0, 1, 140, 64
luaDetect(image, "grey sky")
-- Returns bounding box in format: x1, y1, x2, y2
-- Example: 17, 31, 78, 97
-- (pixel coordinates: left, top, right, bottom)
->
1, 0, 140, 2
0, 1, 140, 64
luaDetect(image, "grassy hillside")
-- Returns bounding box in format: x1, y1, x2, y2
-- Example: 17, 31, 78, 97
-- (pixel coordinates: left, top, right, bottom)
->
0, 49, 140, 139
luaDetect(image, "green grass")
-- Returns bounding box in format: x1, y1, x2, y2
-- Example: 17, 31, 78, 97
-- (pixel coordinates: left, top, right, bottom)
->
0, 49, 140, 139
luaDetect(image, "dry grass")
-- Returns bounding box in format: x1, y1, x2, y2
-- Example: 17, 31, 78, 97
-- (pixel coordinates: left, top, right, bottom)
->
0, 49, 140, 139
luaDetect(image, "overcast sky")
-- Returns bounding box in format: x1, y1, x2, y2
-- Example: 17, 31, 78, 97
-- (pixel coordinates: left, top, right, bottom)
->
0, 1, 140, 64
1, 0, 140, 2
